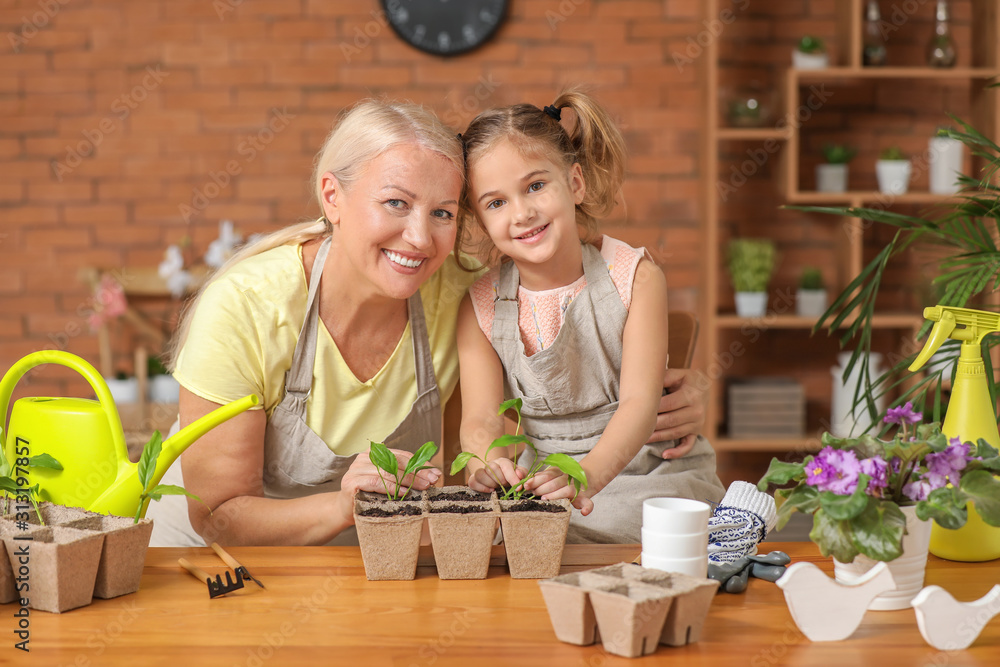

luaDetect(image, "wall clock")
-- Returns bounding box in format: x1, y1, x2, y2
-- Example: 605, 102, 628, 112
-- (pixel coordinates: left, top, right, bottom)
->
382, 0, 508, 57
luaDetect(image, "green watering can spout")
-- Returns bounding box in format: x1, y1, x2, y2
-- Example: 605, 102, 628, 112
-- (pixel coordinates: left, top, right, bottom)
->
0, 350, 258, 518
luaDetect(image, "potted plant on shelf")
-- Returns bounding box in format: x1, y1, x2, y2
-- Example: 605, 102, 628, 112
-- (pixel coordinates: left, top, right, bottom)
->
875, 146, 912, 194
796, 267, 827, 318
147, 356, 180, 404
758, 403, 1000, 610
726, 239, 777, 317
816, 144, 856, 193
451, 398, 588, 579
792, 35, 829, 69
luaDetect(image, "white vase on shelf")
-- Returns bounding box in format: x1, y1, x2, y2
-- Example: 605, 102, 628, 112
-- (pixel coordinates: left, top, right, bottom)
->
104, 376, 139, 404
876, 160, 912, 194
929, 136, 964, 195
816, 164, 848, 193
830, 352, 885, 438
735, 292, 768, 317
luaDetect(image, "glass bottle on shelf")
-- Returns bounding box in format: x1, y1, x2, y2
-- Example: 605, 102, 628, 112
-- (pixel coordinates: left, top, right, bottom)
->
927, 0, 957, 68
863, 1, 887, 66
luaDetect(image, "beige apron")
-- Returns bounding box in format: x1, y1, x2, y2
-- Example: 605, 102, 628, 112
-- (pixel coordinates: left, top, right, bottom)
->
492, 243, 724, 544
148, 235, 441, 546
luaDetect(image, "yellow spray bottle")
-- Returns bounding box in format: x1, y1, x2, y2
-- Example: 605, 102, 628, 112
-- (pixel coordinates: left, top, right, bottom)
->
909, 305, 1000, 561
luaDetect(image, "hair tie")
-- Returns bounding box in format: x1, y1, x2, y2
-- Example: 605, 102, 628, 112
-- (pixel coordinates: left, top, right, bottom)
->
543, 105, 562, 122
457, 133, 467, 161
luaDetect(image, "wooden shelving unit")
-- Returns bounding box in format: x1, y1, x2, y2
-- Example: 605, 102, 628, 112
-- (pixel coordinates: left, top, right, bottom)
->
700, 0, 1000, 461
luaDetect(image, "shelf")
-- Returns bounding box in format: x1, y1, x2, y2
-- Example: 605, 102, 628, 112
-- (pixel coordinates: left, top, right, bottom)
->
713, 437, 822, 454
792, 67, 1000, 81
786, 191, 963, 205
716, 128, 792, 141
714, 313, 923, 330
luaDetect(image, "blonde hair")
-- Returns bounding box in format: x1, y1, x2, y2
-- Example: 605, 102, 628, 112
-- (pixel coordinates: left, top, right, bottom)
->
458, 88, 627, 262
167, 99, 466, 370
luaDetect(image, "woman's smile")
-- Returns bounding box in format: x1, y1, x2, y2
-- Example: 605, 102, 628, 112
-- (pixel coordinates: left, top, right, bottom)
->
383, 248, 426, 271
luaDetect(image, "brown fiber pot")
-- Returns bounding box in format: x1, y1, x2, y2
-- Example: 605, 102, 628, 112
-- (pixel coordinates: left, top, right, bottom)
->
0, 519, 18, 604
426, 486, 498, 580
2, 525, 105, 613
499, 497, 571, 579
589, 583, 675, 658
538, 572, 601, 645
354, 495, 426, 581
65, 515, 154, 598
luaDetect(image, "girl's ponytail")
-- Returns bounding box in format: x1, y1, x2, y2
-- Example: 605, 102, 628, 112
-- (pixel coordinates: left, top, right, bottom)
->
552, 89, 627, 222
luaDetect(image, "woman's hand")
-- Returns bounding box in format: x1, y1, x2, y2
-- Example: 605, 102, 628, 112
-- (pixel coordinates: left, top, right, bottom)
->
338, 448, 441, 522
651, 367, 707, 459
468, 457, 525, 493
523, 468, 595, 516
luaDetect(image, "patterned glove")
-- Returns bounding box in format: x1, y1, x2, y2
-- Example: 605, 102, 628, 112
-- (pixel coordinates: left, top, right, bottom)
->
707, 481, 777, 565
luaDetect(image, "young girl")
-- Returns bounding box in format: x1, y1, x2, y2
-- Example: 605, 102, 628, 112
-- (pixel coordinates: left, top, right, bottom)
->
456, 90, 725, 543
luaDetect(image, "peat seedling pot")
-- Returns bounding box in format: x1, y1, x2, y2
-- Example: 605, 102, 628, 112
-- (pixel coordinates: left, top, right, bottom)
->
499, 497, 571, 579
354, 492, 426, 581
66, 515, 154, 598
426, 486, 498, 580
538, 572, 602, 645
2, 525, 104, 613
589, 583, 675, 658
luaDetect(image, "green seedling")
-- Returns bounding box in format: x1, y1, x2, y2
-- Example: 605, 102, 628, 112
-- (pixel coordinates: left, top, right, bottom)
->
134, 430, 205, 524
880, 146, 907, 160
0, 433, 63, 524
368, 440, 439, 501
450, 398, 589, 501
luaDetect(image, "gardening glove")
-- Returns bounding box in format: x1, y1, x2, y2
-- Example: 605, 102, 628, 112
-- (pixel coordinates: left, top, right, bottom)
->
707, 481, 777, 565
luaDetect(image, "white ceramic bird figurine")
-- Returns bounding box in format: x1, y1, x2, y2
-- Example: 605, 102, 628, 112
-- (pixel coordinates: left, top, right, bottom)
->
776, 561, 896, 641
912, 584, 1000, 650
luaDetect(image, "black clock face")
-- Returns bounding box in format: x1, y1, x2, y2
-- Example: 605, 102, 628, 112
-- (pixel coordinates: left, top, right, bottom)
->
382, 0, 508, 56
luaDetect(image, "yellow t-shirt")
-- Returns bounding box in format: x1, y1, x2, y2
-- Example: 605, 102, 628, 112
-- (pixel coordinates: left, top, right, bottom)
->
173, 244, 482, 456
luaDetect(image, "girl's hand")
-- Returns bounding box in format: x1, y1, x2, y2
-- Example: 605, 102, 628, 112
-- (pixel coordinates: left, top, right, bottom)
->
651, 367, 706, 459
524, 469, 595, 516
469, 458, 525, 493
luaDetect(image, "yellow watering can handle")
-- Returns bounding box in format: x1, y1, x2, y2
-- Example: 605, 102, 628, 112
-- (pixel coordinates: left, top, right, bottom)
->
0, 350, 128, 462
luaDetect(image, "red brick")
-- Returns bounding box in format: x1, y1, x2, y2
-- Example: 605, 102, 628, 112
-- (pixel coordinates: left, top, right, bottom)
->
340, 65, 412, 87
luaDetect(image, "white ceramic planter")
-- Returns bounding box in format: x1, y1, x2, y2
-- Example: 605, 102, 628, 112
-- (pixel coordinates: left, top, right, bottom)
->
148, 374, 180, 403
792, 50, 829, 69
815, 163, 848, 192
104, 377, 138, 404
929, 136, 964, 194
833, 506, 932, 610
876, 159, 912, 194
734, 291, 767, 317
830, 351, 885, 438
796, 289, 827, 317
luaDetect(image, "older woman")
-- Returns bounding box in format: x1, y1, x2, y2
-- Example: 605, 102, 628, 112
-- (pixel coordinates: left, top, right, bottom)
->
148, 100, 707, 546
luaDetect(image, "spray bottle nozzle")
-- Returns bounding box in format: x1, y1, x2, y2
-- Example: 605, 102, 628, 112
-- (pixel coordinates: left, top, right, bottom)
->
909, 305, 1000, 372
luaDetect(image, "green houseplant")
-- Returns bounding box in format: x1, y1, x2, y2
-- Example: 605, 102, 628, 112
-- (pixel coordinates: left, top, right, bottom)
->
817, 144, 856, 193
876, 145, 912, 194
727, 239, 777, 317
796, 267, 827, 317
793, 35, 829, 69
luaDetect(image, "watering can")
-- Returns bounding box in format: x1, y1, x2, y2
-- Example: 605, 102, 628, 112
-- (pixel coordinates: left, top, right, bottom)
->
0, 350, 258, 518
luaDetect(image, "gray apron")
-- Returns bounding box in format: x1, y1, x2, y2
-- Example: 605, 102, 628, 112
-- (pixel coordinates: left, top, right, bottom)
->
492, 243, 724, 544
148, 235, 441, 546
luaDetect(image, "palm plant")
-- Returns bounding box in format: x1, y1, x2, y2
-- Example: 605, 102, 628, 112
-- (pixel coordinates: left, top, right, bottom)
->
800, 119, 1000, 431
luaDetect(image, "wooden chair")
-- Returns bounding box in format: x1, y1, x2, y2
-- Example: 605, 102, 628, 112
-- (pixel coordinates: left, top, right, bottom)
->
441, 311, 700, 484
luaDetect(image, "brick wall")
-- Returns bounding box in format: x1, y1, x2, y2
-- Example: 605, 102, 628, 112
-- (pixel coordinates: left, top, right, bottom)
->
1, 0, 706, 400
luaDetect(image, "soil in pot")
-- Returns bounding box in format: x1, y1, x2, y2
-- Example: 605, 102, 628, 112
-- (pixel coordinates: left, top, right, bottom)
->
427, 488, 499, 580
354, 496, 426, 581
499, 497, 571, 579
2, 525, 104, 613
65, 515, 153, 599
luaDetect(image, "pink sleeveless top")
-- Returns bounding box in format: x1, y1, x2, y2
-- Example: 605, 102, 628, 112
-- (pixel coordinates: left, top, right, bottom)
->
469, 236, 648, 357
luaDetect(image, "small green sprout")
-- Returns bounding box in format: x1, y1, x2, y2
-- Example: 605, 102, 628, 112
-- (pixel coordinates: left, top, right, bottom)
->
134, 431, 205, 524
451, 398, 589, 501
368, 440, 439, 501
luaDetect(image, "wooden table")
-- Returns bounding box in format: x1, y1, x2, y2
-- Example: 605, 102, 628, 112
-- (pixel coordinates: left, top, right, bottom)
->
8, 543, 999, 665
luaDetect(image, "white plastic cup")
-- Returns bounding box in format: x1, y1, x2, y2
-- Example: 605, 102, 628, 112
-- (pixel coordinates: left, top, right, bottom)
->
642, 498, 711, 535
641, 528, 708, 559
641, 552, 709, 578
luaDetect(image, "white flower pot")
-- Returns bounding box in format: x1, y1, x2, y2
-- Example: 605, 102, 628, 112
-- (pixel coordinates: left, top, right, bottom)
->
104, 377, 138, 404
734, 291, 768, 317
792, 49, 829, 69
929, 136, 964, 195
833, 506, 932, 610
815, 163, 848, 193
148, 374, 180, 403
796, 289, 827, 317
876, 159, 911, 195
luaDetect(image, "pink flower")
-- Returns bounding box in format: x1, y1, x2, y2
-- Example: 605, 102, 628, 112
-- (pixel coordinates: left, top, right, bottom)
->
805, 446, 862, 495
884, 401, 922, 425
